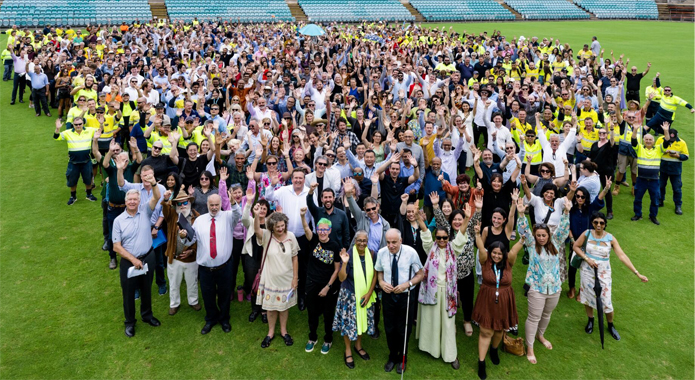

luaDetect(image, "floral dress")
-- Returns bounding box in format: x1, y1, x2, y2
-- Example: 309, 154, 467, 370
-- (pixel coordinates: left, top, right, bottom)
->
579, 231, 614, 313
257, 172, 284, 211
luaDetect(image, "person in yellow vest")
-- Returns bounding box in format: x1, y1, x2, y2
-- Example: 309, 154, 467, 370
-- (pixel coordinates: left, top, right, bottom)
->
576, 99, 598, 128
630, 122, 671, 225
644, 74, 663, 121
613, 114, 640, 197
509, 109, 534, 145
1, 46, 12, 81
54, 117, 99, 205
576, 118, 599, 162
645, 85, 694, 134
520, 129, 543, 176
657, 128, 688, 216
144, 118, 185, 155
525, 61, 540, 82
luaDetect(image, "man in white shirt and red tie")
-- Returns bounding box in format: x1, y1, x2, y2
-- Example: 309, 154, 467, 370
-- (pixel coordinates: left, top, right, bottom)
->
192, 194, 242, 335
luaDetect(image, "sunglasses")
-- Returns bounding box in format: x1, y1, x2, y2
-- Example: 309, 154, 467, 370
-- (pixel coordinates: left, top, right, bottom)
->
435, 235, 449, 241
266, 162, 277, 166
73, 123, 83, 126
176, 201, 189, 206
317, 228, 331, 233
540, 169, 551, 174
575, 194, 586, 199
263, 122, 270, 126
316, 162, 327, 167
353, 172, 363, 176
365, 206, 377, 212
326, 153, 336, 157
152, 146, 162, 150
200, 177, 210, 181
593, 220, 605, 226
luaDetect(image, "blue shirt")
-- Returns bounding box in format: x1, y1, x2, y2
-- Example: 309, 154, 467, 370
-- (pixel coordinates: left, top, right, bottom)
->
422, 169, 449, 207
28, 71, 49, 89
368, 219, 383, 254
112, 203, 155, 257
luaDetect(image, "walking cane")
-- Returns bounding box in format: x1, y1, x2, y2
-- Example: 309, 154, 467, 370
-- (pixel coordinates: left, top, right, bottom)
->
401, 266, 413, 380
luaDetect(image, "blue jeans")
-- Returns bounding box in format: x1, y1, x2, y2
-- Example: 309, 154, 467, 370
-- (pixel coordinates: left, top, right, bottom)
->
633, 177, 660, 218
3, 60, 12, 81
659, 172, 682, 207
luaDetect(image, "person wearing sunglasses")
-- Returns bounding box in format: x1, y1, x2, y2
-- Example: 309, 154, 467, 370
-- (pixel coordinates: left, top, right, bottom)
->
568, 184, 611, 300
54, 117, 100, 205
300, 211, 342, 356
417, 203, 472, 370
572, 212, 649, 343
188, 171, 218, 216
159, 188, 202, 316
516, 197, 571, 364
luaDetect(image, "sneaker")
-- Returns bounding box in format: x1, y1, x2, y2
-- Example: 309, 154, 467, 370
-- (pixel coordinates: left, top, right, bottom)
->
321, 342, 332, 354
305, 340, 317, 352
67, 197, 77, 206
135, 289, 140, 300
159, 285, 168, 296
109, 258, 117, 270
86, 194, 98, 202
102, 241, 109, 251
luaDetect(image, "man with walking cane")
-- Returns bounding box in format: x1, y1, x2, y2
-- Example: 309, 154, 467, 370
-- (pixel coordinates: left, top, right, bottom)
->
375, 229, 424, 374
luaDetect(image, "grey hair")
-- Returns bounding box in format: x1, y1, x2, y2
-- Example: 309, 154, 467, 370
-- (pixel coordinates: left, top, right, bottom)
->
385, 228, 402, 240
234, 149, 247, 157
229, 183, 243, 192
267, 212, 289, 233
125, 189, 141, 199
549, 134, 561, 141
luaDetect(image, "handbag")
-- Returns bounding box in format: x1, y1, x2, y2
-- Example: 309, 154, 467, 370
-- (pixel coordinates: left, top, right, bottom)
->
502, 332, 526, 356
251, 234, 272, 295
570, 231, 590, 269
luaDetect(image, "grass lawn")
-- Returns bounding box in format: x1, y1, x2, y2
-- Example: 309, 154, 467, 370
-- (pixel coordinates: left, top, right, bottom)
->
0, 20, 693, 379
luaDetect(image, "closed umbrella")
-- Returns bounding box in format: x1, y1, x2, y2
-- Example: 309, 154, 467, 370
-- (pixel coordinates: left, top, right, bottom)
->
298, 24, 325, 37
593, 266, 605, 349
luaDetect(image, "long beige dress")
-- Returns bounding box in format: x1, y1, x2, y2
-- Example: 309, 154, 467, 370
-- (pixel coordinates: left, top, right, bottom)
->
256, 230, 299, 311
416, 247, 458, 363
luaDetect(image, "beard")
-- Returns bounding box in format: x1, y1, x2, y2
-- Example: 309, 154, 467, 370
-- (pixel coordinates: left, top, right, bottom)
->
177, 204, 191, 218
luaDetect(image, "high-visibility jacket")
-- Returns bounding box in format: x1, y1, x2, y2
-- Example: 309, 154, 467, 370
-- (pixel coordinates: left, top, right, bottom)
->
56, 127, 97, 163
523, 139, 543, 164
652, 94, 693, 121
634, 140, 666, 180
580, 126, 600, 151
657, 136, 688, 175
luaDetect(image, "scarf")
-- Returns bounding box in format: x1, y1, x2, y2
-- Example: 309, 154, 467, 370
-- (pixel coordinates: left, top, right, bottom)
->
417, 242, 458, 318
353, 245, 376, 335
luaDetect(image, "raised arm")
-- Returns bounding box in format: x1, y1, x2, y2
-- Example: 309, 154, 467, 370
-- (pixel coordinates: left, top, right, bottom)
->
300, 207, 313, 241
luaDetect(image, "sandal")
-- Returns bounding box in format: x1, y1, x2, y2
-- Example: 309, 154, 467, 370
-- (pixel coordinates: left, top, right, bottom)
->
464, 322, 473, 337
355, 347, 370, 360
282, 334, 294, 346
261, 335, 274, 348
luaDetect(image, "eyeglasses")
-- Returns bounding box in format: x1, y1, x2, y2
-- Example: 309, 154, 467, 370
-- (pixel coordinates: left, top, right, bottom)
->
308, 104, 315, 107
540, 169, 551, 174
266, 162, 277, 166
211, 108, 219, 111
365, 206, 377, 212
575, 194, 586, 199
599, 131, 607, 134
152, 146, 162, 151
316, 162, 327, 167
435, 235, 449, 241
200, 177, 210, 181
317, 228, 331, 233
73, 123, 83, 126
593, 220, 605, 226
176, 201, 189, 206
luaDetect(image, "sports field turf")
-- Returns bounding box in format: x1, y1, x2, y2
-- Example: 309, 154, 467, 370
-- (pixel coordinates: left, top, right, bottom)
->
0, 20, 693, 379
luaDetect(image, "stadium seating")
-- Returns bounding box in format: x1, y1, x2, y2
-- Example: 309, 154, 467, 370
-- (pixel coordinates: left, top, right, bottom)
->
573, 0, 658, 19
0, 0, 152, 26
298, 0, 414, 22
504, 0, 589, 20
165, 0, 294, 23
409, 0, 515, 21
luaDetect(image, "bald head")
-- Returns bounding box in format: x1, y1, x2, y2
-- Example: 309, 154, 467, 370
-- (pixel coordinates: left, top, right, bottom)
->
385, 228, 403, 254
207, 194, 221, 216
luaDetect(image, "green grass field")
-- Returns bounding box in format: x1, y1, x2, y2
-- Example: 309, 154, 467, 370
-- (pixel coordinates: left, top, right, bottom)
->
0, 21, 693, 379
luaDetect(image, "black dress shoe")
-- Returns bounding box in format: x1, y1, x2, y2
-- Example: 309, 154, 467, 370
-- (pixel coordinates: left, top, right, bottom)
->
344, 354, 355, 369
608, 324, 621, 341
261, 335, 274, 348
371, 327, 380, 339
606, 212, 613, 220
585, 317, 594, 334
10, 101, 15, 105
144, 317, 161, 327
201, 322, 215, 335
125, 325, 135, 337
658, 201, 665, 207
298, 298, 306, 311
649, 216, 660, 225
221, 321, 231, 333
19, 99, 24, 103
451, 358, 460, 370
355, 347, 370, 360
261, 313, 268, 323
396, 363, 405, 375
249, 311, 260, 322
631, 215, 642, 221
384, 361, 395, 372
675, 207, 683, 215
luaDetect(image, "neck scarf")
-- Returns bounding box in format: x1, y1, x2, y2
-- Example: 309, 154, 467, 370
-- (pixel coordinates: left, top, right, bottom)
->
417, 242, 458, 317
353, 245, 376, 335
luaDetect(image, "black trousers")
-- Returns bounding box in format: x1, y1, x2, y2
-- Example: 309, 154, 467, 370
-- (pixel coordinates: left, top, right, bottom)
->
296, 235, 311, 302
474, 124, 488, 149
568, 246, 578, 289
32, 87, 50, 115
245, 250, 263, 313
199, 259, 233, 324
599, 171, 614, 213
306, 280, 339, 343
11, 72, 26, 102
382, 290, 417, 364
119, 250, 155, 326
230, 238, 245, 292
457, 272, 475, 321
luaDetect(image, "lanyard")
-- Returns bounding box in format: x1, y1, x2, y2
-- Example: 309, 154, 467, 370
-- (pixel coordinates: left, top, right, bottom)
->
492, 264, 501, 304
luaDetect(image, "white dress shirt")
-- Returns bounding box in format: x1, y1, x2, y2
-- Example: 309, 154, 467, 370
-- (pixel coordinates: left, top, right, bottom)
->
264, 184, 312, 237
538, 128, 577, 177
192, 204, 241, 267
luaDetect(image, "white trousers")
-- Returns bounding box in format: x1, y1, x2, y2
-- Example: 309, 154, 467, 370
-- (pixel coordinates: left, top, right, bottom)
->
167, 259, 199, 308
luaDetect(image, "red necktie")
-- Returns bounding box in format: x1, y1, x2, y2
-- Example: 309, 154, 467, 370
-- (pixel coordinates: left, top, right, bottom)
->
210, 217, 217, 259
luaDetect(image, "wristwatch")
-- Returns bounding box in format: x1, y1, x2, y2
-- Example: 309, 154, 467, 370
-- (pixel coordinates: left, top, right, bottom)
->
409, 281, 413, 288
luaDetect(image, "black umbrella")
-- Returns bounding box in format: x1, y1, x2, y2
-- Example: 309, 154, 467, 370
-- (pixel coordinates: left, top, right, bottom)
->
593, 266, 605, 349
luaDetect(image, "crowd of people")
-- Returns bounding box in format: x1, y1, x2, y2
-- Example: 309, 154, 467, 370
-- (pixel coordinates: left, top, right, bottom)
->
7, 18, 692, 378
